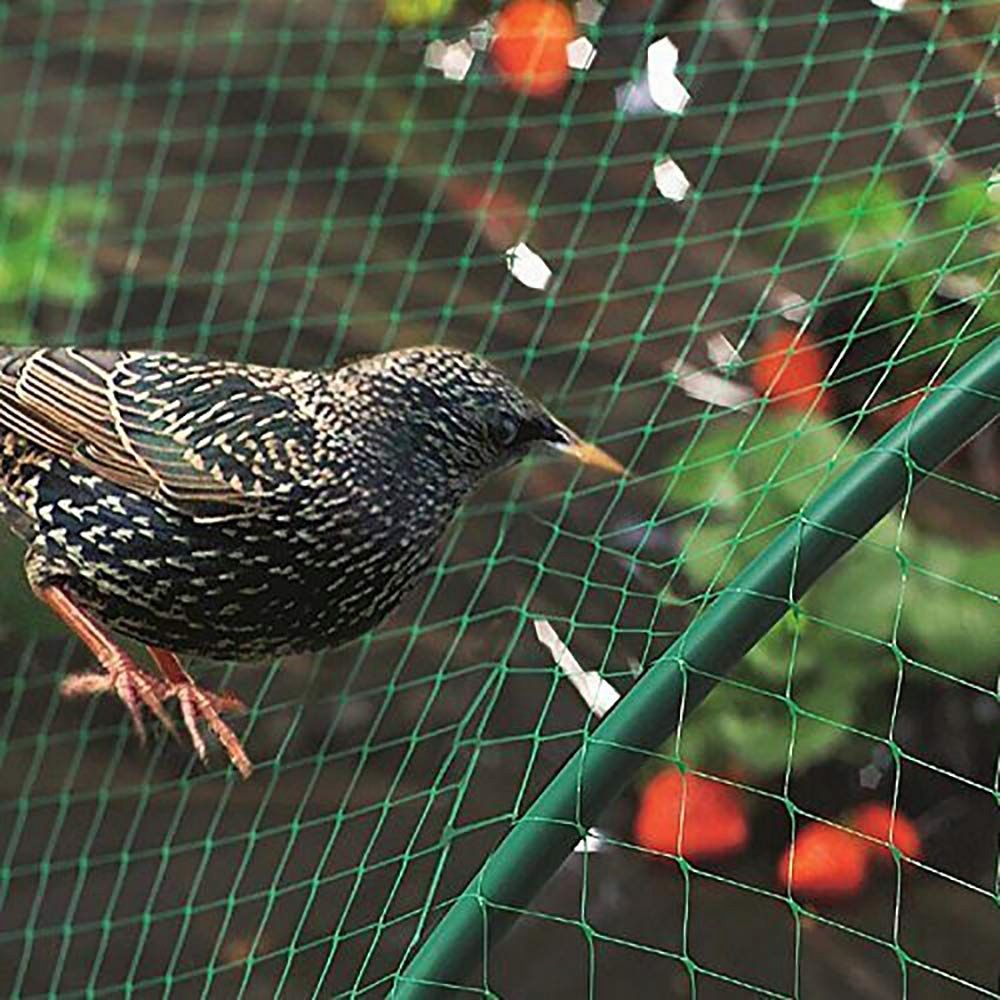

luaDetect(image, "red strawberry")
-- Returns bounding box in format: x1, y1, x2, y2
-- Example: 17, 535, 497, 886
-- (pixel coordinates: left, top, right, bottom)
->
777, 822, 870, 901
493, 0, 576, 99
847, 802, 922, 862
634, 767, 750, 863
871, 388, 930, 430
750, 328, 831, 414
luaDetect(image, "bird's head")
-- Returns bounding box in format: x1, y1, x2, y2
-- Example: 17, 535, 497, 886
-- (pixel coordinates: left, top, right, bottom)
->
339, 346, 624, 490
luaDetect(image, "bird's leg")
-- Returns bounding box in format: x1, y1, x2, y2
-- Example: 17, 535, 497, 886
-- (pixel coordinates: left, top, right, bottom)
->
40, 585, 176, 743
146, 646, 252, 779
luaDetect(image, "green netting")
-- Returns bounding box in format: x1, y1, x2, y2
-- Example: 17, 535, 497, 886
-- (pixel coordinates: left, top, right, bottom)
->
0, 1, 997, 997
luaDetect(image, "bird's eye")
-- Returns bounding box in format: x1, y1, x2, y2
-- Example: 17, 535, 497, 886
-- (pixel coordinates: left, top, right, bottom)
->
490, 412, 521, 448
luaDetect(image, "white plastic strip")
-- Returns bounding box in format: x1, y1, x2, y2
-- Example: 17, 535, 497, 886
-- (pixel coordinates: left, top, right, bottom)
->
534, 618, 621, 718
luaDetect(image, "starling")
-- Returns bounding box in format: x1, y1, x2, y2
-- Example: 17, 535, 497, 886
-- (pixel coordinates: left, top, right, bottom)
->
0, 345, 623, 776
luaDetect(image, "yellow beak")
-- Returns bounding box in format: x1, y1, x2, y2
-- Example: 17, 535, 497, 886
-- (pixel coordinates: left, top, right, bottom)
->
557, 436, 627, 476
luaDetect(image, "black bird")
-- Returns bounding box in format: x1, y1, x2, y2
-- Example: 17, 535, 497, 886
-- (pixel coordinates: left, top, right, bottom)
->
0, 345, 623, 776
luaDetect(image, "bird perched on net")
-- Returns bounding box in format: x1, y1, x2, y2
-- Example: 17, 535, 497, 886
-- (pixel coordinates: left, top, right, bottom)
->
0, 345, 623, 777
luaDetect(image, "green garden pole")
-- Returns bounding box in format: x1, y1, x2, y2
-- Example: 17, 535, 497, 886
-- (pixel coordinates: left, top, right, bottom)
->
393, 337, 1000, 997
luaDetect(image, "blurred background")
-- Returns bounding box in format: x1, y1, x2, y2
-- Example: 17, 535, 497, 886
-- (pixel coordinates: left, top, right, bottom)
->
0, 0, 996, 996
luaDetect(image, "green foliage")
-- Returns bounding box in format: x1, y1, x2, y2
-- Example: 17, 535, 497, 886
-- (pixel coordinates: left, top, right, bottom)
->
384, 0, 457, 25
0, 186, 111, 345
795, 174, 999, 379
936, 175, 1000, 232
804, 179, 911, 275
0, 187, 112, 637
0, 535, 64, 640
800, 174, 998, 292
666, 411, 997, 778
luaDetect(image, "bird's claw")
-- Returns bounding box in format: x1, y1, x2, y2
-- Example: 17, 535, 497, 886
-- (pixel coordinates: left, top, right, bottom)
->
61, 657, 175, 745
170, 682, 252, 779
45, 588, 249, 776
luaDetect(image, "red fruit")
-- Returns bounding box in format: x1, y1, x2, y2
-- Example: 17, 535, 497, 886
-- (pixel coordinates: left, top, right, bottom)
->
493, 0, 575, 98
633, 768, 750, 863
890, 392, 925, 420
872, 388, 929, 430
777, 823, 870, 902
750, 328, 831, 414
847, 803, 922, 862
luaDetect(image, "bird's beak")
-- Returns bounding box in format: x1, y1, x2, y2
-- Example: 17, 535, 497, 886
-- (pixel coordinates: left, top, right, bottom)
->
550, 423, 627, 476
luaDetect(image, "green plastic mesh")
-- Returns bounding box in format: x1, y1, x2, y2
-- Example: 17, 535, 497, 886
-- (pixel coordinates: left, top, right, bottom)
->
0, 0, 997, 996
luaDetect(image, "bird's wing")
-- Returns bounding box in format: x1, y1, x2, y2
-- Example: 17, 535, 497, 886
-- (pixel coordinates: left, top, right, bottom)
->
0, 346, 322, 518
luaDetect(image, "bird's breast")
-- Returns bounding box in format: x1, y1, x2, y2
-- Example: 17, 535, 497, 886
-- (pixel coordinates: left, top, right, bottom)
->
24, 466, 460, 659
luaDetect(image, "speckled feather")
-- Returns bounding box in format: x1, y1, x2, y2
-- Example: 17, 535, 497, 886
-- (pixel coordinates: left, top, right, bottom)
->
0, 345, 574, 661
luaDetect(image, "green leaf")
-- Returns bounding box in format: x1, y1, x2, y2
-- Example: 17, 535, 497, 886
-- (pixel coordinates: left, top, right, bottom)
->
897, 535, 999, 679
0, 185, 107, 308
801, 179, 912, 281
662, 409, 997, 779
938, 176, 1000, 232
54, 186, 117, 227
809, 540, 904, 644
665, 419, 747, 513
0, 257, 21, 304
36, 249, 100, 304
670, 412, 889, 593
0, 322, 35, 346
0, 536, 66, 640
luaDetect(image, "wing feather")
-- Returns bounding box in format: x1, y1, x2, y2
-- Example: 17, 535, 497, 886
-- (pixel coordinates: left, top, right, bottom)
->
0, 346, 320, 517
